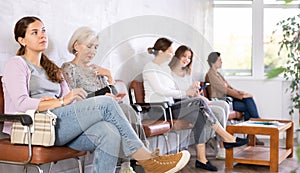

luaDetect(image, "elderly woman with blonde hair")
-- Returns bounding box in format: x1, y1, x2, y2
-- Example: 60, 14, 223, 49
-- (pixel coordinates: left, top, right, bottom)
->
61, 26, 149, 173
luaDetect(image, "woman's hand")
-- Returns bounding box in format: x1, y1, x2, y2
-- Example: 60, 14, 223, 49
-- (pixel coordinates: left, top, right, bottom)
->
64, 88, 87, 104
90, 64, 111, 77
186, 87, 196, 97
192, 81, 200, 90
104, 93, 115, 98
243, 93, 253, 98
187, 81, 201, 98
104, 93, 125, 102
197, 95, 211, 105
41, 96, 56, 101
90, 64, 114, 84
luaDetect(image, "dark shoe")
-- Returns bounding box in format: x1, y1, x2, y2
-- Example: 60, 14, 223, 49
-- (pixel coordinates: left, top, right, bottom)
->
223, 137, 249, 149
195, 160, 218, 171
255, 137, 264, 145
246, 135, 265, 145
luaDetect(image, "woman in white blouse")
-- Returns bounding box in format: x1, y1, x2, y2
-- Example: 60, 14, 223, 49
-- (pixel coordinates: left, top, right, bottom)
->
143, 37, 249, 172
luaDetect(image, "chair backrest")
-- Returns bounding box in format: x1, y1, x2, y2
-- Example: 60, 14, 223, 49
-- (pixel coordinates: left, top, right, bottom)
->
204, 74, 211, 99
204, 74, 244, 121
200, 81, 210, 98
0, 76, 4, 114
129, 80, 145, 103
0, 76, 8, 139
129, 80, 210, 104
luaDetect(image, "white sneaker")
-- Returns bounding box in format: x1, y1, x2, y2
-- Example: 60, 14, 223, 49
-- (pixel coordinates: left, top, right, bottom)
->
119, 162, 136, 173
216, 148, 226, 160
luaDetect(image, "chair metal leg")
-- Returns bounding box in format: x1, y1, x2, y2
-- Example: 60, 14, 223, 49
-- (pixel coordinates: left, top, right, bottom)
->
173, 129, 192, 153
166, 131, 179, 153
171, 131, 181, 153
34, 165, 44, 173
156, 136, 159, 149
76, 156, 85, 173
163, 134, 169, 154
24, 164, 44, 173
23, 166, 27, 173
156, 134, 169, 154
23, 156, 85, 173
176, 133, 180, 153
48, 162, 54, 173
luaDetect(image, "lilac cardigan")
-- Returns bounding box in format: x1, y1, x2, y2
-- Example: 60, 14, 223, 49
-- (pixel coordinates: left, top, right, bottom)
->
2, 56, 70, 134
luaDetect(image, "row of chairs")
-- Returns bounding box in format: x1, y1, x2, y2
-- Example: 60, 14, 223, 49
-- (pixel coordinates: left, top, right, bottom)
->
0, 77, 244, 173
0, 78, 179, 173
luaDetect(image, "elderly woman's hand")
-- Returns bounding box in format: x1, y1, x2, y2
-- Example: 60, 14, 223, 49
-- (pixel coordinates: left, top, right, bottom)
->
64, 88, 87, 104
90, 64, 111, 77
90, 64, 114, 84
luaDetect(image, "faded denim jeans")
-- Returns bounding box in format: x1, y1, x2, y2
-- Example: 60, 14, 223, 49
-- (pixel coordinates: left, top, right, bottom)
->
52, 96, 144, 173
233, 97, 260, 121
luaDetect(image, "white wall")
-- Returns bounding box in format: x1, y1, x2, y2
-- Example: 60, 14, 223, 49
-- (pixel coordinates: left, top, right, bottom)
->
0, 0, 213, 172
227, 78, 298, 129
0, 0, 213, 79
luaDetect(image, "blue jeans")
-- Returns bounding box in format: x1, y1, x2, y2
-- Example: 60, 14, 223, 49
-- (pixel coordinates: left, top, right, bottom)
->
51, 96, 144, 173
232, 97, 260, 121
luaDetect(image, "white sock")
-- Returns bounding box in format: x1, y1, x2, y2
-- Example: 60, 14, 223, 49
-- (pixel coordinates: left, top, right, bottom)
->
120, 162, 131, 170
218, 148, 225, 152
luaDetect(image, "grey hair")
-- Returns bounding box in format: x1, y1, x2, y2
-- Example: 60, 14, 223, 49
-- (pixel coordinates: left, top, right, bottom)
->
68, 26, 99, 55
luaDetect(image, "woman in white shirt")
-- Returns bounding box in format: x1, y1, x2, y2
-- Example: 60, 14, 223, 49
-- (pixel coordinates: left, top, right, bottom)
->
143, 38, 249, 172
168, 45, 230, 160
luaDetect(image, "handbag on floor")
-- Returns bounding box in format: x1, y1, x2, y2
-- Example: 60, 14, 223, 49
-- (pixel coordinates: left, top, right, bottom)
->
10, 110, 57, 147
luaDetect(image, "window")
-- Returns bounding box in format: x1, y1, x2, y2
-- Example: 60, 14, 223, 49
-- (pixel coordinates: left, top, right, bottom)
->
213, 7, 252, 76
213, 0, 300, 77
263, 6, 300, 73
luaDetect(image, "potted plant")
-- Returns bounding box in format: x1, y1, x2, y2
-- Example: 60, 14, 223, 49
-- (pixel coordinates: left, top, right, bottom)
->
266, 11, 300, 171
267, 13, 300, 116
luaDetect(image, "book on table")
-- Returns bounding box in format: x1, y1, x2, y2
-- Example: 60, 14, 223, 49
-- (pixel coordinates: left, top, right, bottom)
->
237, 120, 285, 127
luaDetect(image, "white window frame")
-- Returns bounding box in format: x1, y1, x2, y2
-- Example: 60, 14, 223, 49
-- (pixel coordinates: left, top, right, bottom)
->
213, 0, 300, 79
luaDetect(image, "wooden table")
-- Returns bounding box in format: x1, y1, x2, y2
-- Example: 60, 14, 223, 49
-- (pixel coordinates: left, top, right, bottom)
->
225, 119, 294, 172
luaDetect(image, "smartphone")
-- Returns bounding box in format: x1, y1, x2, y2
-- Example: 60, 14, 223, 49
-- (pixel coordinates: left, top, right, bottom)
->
199, 83, 210, 91
115, 93, 126, 99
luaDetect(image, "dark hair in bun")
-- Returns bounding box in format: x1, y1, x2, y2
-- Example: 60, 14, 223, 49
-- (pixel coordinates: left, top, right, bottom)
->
147, 37, 172, 56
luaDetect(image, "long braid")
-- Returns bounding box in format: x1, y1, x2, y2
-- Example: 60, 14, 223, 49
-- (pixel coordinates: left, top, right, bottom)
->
40, 53, 63, 83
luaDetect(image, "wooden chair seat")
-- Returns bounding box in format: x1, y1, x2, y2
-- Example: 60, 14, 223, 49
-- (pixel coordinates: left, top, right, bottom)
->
141, 120, 170, 137
0, 138, 86, 164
